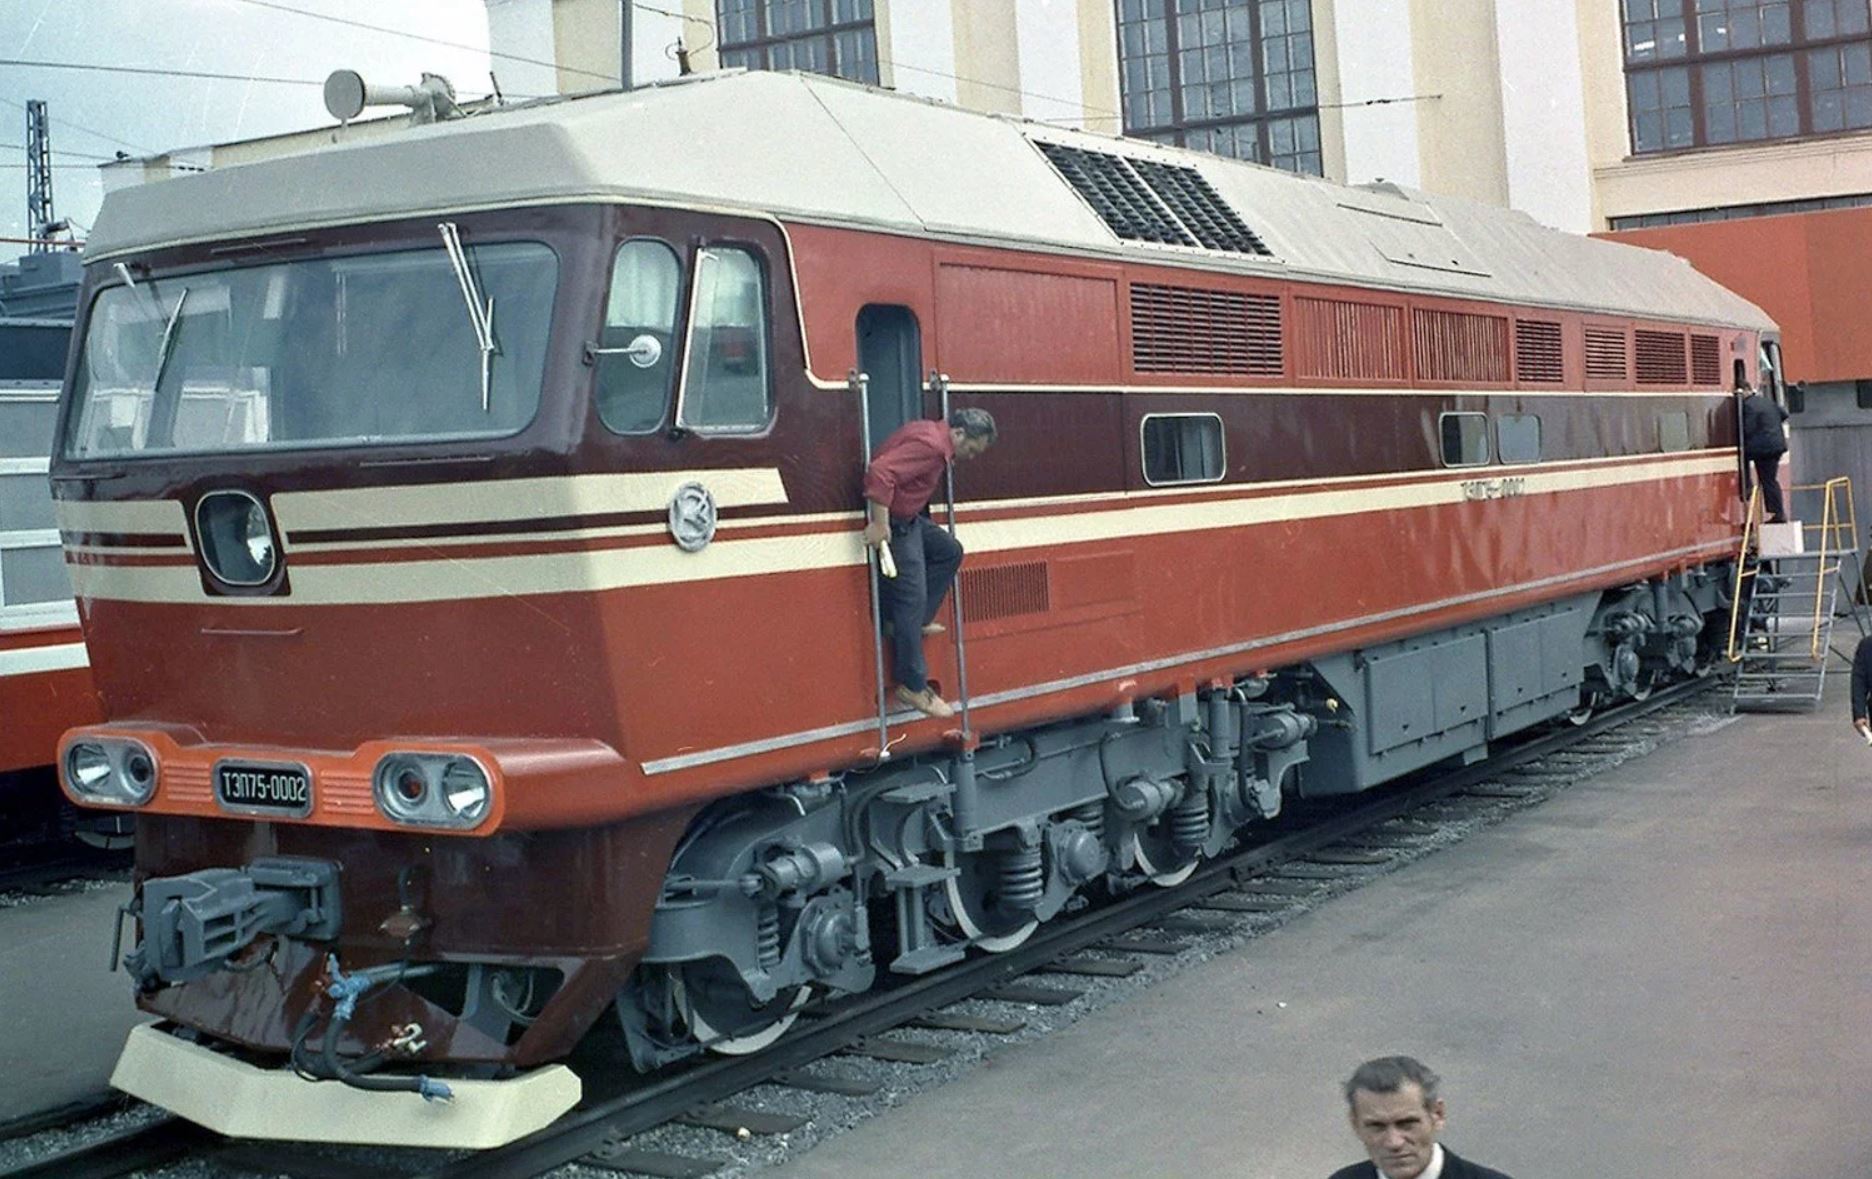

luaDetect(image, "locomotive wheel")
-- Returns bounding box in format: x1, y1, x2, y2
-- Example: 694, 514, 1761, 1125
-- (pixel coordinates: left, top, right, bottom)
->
73, 816, 135, 851
1131, 827, 1200, 887
671, 961, 811, 1056
938, 850, 1039, 952
1628, 670, 1656, 702
1565, 687, 1603, 727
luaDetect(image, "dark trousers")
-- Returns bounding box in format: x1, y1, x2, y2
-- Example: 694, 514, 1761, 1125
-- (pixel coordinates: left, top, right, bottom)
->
883, 515, 962, 693
1750, 452, 1787, 522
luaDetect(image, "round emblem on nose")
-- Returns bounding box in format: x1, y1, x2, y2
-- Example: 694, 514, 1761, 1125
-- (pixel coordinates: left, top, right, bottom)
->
668, 482, 717, 552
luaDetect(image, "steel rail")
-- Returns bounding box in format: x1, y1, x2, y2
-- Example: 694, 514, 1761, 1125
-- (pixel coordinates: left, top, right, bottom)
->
0, 1115, 211, 1179
411, 678, 1715, 1179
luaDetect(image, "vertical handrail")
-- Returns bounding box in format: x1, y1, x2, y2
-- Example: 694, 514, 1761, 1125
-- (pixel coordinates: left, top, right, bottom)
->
852, 369, 891, 761
930, 371, 973, 741
1812, 478, 1838, 657
1726, 482, 1764, 662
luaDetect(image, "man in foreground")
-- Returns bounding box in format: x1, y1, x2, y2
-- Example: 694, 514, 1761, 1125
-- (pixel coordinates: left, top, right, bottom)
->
861, 408, 997, 719
1331, 1056, 1514, 1179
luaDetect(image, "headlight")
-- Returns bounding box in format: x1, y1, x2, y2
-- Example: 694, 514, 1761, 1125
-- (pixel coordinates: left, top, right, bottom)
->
195, 490, 278, 586
63, 739, 157, 806
373, 754, 491, 830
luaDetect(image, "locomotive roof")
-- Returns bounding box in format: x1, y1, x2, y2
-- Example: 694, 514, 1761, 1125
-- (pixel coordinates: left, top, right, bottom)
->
88, 69, 1772, 332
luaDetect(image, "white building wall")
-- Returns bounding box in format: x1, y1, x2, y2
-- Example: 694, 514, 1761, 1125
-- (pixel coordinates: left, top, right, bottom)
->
1493, 0, 1592, 231
1332, 0, 1422, 187
484, 0, 560, 98
1015, 0, 1086, 126
883, 0, 958, 104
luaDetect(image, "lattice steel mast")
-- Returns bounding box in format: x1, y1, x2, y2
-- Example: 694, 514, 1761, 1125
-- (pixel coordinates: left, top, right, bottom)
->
25, 99, 53, 254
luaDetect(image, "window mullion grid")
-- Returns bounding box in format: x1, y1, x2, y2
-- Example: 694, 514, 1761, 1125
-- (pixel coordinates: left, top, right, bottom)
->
1248, 0, 1271, 166
1679, 0, 1708, 148
1163, 5, 1186, 145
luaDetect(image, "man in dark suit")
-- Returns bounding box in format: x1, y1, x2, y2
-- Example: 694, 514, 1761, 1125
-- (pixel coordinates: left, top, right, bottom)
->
1329, 1056, 1514, 1179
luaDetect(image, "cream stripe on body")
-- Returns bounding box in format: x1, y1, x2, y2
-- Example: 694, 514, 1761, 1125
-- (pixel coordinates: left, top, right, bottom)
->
271, 469, 788, 536
64, 454, 1737, 606
0, 642, 89, 677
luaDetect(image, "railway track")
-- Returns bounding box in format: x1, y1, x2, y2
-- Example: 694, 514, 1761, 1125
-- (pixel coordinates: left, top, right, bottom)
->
0, 846, 129, 900
0, 680, 1719, 1179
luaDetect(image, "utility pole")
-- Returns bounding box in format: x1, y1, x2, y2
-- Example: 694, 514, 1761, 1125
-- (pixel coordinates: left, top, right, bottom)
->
25, 100, 53, 255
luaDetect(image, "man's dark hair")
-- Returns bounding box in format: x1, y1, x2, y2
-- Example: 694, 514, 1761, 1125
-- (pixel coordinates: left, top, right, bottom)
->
1343, 1056, 1440, 1109
949, 407, 997, 441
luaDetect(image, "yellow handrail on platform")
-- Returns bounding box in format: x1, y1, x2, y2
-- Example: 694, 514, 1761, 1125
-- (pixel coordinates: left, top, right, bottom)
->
1726, 476, 1858, 662
1725, 484, 1764, 663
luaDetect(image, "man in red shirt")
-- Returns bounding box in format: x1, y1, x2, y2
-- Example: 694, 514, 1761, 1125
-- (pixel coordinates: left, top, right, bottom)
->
862, 408, 998, 718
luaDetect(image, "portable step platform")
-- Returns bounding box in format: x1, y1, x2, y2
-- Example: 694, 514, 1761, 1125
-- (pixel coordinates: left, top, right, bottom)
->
1727, 477, 1869, 711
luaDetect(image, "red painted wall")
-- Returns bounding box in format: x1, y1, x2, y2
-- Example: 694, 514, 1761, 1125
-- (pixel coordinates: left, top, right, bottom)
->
1603, 206, 1872, 384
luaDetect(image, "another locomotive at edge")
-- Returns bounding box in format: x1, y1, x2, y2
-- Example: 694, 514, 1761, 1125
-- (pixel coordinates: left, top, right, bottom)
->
53, 69, 1776, 1142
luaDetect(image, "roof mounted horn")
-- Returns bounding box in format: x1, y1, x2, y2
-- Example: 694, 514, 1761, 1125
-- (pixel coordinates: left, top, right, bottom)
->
324, 70, 462, 126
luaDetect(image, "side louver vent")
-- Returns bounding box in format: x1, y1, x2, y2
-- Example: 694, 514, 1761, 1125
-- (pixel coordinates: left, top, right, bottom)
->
1293, 297, 1407, 381
1413, 308, 1509, 383
1514, 319, 1564, 384
962, 561, 1051, 621
1635, 329, 1688, 385
1131, 284, 1283, 375
1036, 141, 1272, 257
1691, 334, 1722, 386
1584, 327, 1628, 382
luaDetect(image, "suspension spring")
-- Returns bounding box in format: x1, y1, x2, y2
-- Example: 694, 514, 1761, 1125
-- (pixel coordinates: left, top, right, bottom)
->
755, 904, 782, 970
1070, 800, 1105, 842
1169, 788, 1210, 852
996, 846, 1045, 914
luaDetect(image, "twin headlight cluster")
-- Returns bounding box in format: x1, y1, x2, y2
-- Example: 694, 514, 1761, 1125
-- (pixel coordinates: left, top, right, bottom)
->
371, 753, 493, 828
62, 739, 493, 830
64, 739, 158, 807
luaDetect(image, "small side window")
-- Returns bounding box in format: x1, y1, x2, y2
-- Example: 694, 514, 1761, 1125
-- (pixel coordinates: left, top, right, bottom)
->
1658, 411, 1690, 452
1439, 411, 1490, 467
597, 239, 683, 434
1142, 413, 1225, 485
677, 246, 771, 433
1497, 413, 1542, 464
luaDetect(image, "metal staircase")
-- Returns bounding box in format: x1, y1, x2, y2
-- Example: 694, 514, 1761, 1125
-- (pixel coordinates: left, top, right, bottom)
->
1727, 477, 1867, 711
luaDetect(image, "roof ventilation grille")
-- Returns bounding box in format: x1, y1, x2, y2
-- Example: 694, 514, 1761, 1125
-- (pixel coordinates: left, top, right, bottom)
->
1035, 141, 1272, 257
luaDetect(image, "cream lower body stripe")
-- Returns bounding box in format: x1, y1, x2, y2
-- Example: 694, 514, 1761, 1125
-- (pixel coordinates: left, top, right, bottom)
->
0, 642, 90, 677
639, 537, 1733, 775
65, 454, 1737, 606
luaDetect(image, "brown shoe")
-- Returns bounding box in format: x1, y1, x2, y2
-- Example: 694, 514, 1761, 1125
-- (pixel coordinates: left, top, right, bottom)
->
921, 621, 946, 635
895, 685, 955, 719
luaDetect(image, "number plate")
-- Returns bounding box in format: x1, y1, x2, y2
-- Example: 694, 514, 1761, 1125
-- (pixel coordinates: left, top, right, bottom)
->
213, 761, 313, 817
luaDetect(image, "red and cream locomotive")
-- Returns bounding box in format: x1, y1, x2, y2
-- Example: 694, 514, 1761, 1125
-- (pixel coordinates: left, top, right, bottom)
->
54, 69, 1774, 1143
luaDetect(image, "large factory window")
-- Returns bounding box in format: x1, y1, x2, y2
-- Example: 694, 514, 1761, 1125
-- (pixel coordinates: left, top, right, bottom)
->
716, 0, 878, 84
1496, 414, 1542, 465
678, 247, 771, 433
1141, 412, 1226, 484
1115, 0, 1322, 175
1438, 412, 1490, 467
597, 240, 682, 435
1622, 0, 1872, 154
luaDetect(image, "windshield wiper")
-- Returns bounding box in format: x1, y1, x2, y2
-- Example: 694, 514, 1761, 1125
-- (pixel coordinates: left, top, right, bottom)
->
438, 221, 498, 412
152, 286, 189, 397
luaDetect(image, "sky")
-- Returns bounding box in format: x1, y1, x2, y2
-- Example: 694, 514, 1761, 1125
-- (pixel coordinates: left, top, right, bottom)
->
0, 0, 496, 264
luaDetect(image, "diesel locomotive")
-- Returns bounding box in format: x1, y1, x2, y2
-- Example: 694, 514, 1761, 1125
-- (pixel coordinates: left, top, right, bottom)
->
54, 69, 1776, 1144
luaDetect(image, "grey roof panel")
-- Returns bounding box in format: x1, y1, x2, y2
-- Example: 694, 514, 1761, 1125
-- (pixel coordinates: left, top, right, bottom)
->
86, 70, 1773, 332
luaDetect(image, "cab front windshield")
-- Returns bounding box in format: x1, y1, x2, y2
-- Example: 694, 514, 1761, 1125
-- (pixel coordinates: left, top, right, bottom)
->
65, 239, 557, 458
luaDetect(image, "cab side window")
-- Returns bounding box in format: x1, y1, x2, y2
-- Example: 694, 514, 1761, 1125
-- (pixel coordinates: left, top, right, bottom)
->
678, 246, 771, 432
596, 239, 682, 435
